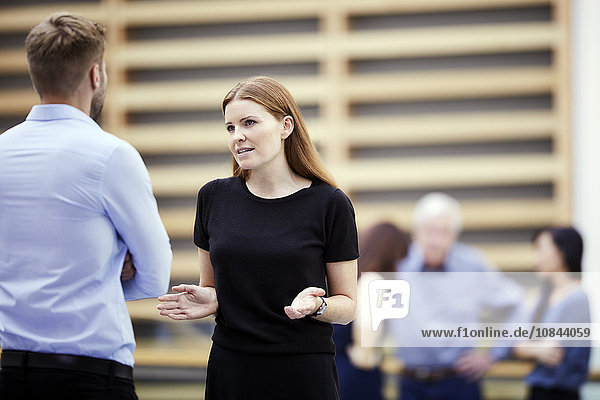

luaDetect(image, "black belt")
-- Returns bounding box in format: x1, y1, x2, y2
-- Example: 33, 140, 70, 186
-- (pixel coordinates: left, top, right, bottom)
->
402, 366, 456, 383
1, 350, 133, 380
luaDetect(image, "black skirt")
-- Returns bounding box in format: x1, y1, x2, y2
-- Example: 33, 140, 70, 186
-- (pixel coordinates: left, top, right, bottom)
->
205, 343, 340, 400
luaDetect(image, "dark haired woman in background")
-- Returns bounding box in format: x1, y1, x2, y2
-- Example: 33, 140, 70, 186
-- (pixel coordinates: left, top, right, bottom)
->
334, 222, 410, 400
513, 227, 590, 400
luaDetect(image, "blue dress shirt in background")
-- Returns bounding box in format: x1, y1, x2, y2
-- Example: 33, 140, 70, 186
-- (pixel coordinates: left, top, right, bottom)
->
0, 104, 172, 366
391, 242, 524, 367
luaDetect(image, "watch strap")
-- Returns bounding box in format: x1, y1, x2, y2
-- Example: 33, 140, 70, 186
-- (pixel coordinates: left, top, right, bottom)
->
307, 296, 327, 317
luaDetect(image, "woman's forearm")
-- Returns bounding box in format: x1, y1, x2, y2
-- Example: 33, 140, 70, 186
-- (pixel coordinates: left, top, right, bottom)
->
311, 294, 356, 325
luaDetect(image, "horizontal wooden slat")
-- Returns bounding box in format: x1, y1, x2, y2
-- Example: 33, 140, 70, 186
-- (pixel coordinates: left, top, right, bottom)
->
475, 243, 534, 271
116, 33, 325, 70
0, 4, 106, 33
0, 88, 36, 116
160, 208, 196, 240
114, 76, 325, 112
345, 67, 554, 103
0, 0, 551, 33
354, 199, 557, 231
333, 154, 559, 192
112, 66, 553, 114
0, 76, 324, 116
114, 23, 557, 71
344, 22, 559, 60
343, 0, 552, 15
0, 0, 551, 32
127, 298, 215, 323
119, 0, 323, 27
134, 345, 210, 367
120, 123, 229, 154
127, 298, 163, 320
121, 0, 552, 28
0, 49, 27, 73
345, 111, 555, 147
149, 163, 230, 197
171, 250, 200, 281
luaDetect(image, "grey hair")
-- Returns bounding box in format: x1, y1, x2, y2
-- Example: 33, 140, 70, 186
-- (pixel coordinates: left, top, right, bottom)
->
412, 192, 463, 233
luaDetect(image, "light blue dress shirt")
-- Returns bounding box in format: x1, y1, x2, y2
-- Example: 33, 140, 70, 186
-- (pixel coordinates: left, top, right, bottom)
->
391, 242, 523, 368
0, 104, 172, 366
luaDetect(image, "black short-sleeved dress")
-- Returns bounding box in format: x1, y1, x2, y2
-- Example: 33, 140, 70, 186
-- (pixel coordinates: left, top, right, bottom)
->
194, 177, 359, 400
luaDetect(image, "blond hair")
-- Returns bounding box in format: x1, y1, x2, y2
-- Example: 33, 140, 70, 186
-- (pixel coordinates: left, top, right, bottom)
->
222, 76, 336, 187
25, 12, 106, 98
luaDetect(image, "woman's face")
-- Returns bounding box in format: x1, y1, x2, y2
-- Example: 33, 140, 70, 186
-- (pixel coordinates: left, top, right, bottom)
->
224, 99, 292, 173
534, 232, 566, 276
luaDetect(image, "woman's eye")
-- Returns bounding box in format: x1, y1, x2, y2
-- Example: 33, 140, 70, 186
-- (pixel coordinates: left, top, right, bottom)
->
226, 125, 235, 133
244, 119, 255, 126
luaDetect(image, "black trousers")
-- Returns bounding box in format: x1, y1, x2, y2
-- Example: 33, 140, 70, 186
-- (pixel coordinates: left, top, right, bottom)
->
205, 343, 340, 400
0, 351, 137, 400
528, 385, 580, 400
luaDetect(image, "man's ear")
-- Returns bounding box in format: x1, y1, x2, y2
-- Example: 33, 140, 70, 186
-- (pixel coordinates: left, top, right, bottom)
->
281, 115, 294, 140
90, 63, 101, 90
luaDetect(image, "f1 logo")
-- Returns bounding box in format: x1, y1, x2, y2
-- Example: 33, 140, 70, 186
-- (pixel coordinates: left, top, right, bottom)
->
368, 278, 411, 331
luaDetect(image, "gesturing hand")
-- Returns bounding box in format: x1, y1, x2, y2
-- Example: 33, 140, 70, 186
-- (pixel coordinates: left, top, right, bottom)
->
157, 284, 218, 320
284, 287, 326, 320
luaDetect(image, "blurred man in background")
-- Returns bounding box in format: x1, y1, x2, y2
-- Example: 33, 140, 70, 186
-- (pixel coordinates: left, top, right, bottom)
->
0, 12, 172, 399
392, 192, 523, 400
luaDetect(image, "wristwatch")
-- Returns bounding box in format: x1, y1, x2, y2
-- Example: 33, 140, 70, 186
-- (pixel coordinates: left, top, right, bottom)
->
307, 296, 327, 318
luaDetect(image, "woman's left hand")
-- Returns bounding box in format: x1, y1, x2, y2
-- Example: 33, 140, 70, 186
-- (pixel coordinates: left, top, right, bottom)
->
284, 287, 326, 319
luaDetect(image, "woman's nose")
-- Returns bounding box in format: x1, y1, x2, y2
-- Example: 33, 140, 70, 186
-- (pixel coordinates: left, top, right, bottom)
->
231, 128, 245, 142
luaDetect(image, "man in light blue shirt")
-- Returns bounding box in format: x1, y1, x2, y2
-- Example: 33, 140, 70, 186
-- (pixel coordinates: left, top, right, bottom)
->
390, 193, 523, 400
0, 12, 172, 399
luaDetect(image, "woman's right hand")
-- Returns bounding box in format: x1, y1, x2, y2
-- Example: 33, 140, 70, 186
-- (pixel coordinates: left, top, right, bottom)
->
157, 284, 218, 320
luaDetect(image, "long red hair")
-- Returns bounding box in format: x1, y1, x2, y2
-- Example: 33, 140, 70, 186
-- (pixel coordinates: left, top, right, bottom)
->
222, 76, 336, 187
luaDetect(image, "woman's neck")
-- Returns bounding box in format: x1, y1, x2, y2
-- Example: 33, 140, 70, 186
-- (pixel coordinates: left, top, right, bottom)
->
245, 166, 311, 198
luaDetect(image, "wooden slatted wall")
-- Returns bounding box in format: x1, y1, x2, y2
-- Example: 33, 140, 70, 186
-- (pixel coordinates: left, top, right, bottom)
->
0, 0, 571, 366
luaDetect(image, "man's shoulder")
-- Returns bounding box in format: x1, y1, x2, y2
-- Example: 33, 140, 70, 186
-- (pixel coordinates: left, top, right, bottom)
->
448, 243, 490, 272
86, 128, 142, 163
0, 119, 29, 140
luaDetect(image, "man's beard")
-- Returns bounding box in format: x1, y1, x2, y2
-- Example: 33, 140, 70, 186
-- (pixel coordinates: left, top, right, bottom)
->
90, 90, 105, 123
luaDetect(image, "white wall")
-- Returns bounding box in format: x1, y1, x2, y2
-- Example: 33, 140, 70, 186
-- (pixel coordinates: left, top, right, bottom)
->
572, 0, 600, 371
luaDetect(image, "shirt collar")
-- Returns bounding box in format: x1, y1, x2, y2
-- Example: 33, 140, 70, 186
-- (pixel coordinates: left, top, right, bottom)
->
421, 263, 446, 272
26, 104, 99, 128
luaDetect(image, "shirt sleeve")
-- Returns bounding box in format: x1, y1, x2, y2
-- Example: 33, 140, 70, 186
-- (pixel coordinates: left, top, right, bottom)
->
553, 290, 591, 324
101, 142, 172, 301
323, 189, 359, 263
193, 180, 216, 250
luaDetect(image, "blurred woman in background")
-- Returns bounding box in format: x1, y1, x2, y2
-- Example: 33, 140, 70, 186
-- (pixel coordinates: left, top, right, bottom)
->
513, 227, 590, 400
334, 222, 410, 400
